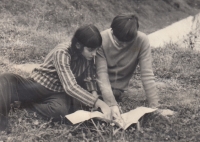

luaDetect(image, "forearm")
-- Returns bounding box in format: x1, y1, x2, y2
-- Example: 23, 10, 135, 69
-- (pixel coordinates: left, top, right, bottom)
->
96, 48, 117, 106
141, 71, 159, 107
97, 72, 118, 106
139, 37, 159, 108
54, 50, 99, 107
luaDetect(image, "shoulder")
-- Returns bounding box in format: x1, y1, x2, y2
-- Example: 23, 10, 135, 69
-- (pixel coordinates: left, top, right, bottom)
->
135, 31, 150, 49
101, 29, 111, 38
137, 31, 149, 42
53, 42, 72, 59
100, 29, 112, 49
55, 42, 71, 50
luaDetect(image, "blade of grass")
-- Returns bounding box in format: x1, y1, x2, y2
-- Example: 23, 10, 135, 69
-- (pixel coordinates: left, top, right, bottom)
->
91, 119, 105, 142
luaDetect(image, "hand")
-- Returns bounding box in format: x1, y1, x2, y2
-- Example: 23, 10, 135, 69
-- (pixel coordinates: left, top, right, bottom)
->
110, 105, 125, 127
152, 108, 175, 119
110, 105, 121, 120
148, 102, 159, 109
155, 109, 175, 117
95, 99, 112, 120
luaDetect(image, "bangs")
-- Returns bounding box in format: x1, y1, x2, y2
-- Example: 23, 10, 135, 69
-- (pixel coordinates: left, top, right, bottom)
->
114, 23, 138, 42
111, 14, 139, 42
83, 33, 102, 48
77, 25, 102, 48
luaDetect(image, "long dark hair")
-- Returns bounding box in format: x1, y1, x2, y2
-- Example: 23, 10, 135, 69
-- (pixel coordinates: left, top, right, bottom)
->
71, 24, 102, 55
111, 13, 139, 42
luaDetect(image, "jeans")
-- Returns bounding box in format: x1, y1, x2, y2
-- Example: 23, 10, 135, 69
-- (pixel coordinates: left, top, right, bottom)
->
0, 73, 79, 130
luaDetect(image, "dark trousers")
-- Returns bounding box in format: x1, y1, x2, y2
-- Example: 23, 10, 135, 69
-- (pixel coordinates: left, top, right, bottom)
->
0, 73, 79, 123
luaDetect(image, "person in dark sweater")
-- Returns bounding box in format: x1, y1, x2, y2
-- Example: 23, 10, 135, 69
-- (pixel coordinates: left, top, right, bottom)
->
0, 24, 111, 131
96, 14, 159, 119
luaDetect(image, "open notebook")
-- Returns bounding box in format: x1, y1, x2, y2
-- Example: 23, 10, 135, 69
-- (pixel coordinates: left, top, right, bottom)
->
65, 107, 157, 130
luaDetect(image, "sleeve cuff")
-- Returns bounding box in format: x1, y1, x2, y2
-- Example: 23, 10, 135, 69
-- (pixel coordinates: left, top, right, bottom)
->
92, 95, 99, 108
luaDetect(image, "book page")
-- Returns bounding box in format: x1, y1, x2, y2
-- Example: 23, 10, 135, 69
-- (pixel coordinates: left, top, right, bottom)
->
65, 107, 157, 130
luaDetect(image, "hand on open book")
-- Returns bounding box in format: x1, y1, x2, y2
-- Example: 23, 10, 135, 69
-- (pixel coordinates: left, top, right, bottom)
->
156, 109, 175, 116
65, 107, 157, 130
95, 99, 112, 120
152, 108, 175, 118
110, 105, 122, 120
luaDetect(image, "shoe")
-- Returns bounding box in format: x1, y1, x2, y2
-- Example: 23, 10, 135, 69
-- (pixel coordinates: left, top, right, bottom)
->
0, 113, 7, 131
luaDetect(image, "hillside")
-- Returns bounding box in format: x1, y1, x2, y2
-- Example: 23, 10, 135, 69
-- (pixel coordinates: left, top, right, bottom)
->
0, 0, 200, 63
1, 0, 200, 34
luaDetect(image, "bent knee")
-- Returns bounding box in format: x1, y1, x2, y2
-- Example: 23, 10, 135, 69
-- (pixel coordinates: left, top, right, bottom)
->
50, 102, 69, 117
0, 73, 19, 83
33, 94, 72, 118
35, 101, 70, 118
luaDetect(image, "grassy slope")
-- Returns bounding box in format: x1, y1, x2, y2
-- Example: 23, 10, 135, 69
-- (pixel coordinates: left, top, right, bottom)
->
0, 45, 200, 142
0, 0, 200, 63
0, 0, 200, 141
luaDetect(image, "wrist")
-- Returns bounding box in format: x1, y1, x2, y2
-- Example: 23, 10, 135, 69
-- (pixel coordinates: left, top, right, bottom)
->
107, 102, 118, 107
149, 103, 159, 109
95, 99, 103, 108
109, 104, 118, 108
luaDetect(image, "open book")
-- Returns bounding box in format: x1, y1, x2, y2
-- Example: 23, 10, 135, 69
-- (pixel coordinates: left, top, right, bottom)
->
65, 107, 157, 130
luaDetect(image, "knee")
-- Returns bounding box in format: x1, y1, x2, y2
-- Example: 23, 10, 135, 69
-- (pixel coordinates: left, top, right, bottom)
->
0, 74, 18, 91
33, 94, 71, 119
47, 101, 69, 118
0, 73, 18, 84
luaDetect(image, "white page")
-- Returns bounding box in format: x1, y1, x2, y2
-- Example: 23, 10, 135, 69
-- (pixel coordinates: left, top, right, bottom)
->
65, 107, 157, 130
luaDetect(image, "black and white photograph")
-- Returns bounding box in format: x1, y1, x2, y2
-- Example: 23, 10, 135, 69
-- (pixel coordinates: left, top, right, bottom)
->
0, 0, 200, 141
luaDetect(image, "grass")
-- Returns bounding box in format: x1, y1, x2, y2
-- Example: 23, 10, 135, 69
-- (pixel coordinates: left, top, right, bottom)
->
0, 0, 200, 141
0, 43, 200, 142
0, 0, 200, 64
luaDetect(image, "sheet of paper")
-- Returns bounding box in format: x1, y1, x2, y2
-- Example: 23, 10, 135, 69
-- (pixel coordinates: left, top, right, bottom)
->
119, 107, 157, 129
65, 110, 105, 124
65, 107, 157, 130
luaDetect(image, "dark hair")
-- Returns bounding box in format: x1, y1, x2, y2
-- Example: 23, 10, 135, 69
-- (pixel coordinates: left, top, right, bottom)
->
111, 13, 139, 42
71, 24, 102, 54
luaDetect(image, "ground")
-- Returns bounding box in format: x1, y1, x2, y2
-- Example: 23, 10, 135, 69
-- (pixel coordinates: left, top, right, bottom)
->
0, 0, 200, 141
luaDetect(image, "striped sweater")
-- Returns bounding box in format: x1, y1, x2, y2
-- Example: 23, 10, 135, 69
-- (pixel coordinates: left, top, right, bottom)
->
31, 42, 98, 107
